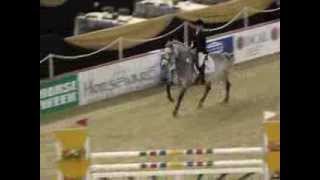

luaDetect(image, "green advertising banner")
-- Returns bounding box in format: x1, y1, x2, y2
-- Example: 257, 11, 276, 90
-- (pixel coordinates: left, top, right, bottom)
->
40, 74, 79, 114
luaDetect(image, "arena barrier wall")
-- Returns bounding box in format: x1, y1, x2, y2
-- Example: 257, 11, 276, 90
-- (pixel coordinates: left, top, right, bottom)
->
40, 20, 280, 114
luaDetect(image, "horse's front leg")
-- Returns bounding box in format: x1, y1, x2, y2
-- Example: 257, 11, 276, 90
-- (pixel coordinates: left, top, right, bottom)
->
166, 70, 175, 102
222, 77, 231, 103
198, 81, 212, 108
166, 83, 174, 103
173, 87, 187, 117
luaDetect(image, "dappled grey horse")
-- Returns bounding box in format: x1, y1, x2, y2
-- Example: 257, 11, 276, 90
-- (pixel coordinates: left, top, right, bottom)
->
163, 40, 235, 117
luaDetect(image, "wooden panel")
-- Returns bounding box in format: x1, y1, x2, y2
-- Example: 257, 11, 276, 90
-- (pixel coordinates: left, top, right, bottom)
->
266, 151, 280, 173
55, 128, 87, 150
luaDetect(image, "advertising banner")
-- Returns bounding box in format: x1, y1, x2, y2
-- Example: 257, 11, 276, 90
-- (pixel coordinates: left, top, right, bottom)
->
40, 74, 79, 114
206, 35, 234, 55
233, 22, 280, 63
79, 52, 162, 105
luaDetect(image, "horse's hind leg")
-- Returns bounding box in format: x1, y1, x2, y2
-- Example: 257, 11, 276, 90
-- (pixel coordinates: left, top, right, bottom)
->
173, 87, 187, 117
198, 81, 212, 109
222, 77, 231, 103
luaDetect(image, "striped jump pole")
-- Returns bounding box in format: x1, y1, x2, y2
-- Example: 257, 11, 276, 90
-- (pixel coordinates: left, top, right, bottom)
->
90, 159, 264, 172
89, 147, 266, 180
90, 147, 263, 159
91, 167, 264, 179
54, 111, 279, 180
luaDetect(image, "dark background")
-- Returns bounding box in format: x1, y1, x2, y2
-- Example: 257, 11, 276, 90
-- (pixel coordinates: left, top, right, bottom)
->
0, 1, 308, 179
29, 1, 320, 179
40, 1, 279, 79
40, 0, 136, 36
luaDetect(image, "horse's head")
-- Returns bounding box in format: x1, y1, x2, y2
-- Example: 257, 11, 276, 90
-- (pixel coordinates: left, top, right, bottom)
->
161, 41, 177, 70
164, 40, 187, 57
160, 52, 170, 69
164, 40, 175, 55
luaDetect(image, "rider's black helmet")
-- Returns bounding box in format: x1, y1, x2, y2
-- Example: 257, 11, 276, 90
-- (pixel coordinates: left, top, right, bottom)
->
195, 19, 205, 26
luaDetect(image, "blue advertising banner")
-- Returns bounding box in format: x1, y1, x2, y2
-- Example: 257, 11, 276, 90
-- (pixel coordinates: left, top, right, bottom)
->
206, 35, 234, 55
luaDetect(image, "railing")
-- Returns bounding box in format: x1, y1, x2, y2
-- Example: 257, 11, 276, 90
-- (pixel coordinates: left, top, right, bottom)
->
40, 6, 280, 80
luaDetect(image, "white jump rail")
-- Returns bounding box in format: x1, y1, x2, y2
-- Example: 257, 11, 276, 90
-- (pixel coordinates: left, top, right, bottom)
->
90, 147, 264, 159
88, 147, 268, 180
90, 159, 264, 172
91, 167, 267, 179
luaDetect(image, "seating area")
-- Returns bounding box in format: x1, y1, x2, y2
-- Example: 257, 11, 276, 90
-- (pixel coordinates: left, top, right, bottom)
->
133, 0, 231, 18
74, 7, 134, 35
73, 0, 232, 35
133, 0, 179, 18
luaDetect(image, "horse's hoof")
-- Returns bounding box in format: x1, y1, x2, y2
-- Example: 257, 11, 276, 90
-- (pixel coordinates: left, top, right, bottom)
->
220, 100, 229, 105
172, 111, 178, 117
197, 103, 203, 109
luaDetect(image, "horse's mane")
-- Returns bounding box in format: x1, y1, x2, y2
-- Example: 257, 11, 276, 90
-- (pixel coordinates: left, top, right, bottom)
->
170, 40, 185, 46
168, 40, 194, 52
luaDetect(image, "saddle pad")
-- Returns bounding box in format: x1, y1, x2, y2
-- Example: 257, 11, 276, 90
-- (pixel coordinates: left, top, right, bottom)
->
205, 56, 215, 74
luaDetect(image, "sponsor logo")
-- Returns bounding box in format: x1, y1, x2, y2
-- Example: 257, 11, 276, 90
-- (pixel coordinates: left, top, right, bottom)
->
208, 42, 224, 53
40, 81, 77, 99
83, 65, 158, 96
206, 36, 233, 54
40, 75, 79, 112
236, 31, 269, 50
40, 92, 77, 111
207, 41, 224, 53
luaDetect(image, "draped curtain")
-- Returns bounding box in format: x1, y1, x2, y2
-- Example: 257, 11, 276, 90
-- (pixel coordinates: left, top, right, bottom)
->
65, 0, 274, 50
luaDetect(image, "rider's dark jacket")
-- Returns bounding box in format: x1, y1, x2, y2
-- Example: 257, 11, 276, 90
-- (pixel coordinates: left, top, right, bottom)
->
195, 28, 208, 54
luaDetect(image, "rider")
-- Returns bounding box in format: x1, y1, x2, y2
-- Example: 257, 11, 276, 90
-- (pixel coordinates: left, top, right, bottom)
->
193, 19, 208, 85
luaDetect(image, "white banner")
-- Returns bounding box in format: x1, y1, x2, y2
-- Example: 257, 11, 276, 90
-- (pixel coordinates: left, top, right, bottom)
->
77, 22, 280, 106
233, 22, 280, 63
79, 51, 162, 105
